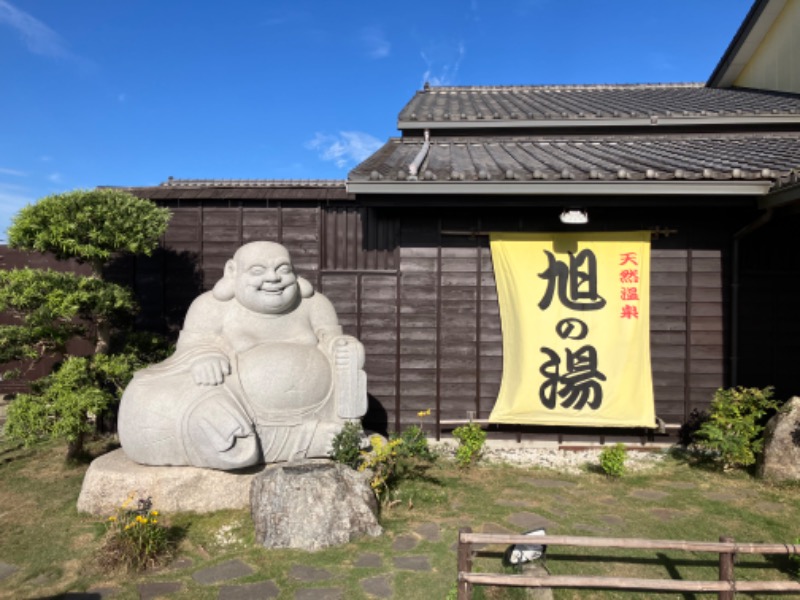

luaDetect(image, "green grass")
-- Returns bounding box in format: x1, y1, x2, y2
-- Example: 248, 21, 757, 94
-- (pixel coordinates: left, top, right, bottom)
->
1, 438, 799, 599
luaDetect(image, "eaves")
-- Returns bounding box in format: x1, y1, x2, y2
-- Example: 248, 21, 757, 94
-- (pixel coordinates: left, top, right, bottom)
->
347, 180, 772, 196
398, 114, 800, 132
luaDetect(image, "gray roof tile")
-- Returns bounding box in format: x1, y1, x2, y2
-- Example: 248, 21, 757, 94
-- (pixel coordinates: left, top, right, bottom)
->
349, 133, 800, 184
399, 84, 800, 127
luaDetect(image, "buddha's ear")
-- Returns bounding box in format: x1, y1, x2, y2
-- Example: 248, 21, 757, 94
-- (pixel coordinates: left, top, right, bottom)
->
212, 259, 237, 301
297, 276, 314, 298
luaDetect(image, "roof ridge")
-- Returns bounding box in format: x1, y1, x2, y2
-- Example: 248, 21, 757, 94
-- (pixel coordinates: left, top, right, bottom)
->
422, 82, 706, 93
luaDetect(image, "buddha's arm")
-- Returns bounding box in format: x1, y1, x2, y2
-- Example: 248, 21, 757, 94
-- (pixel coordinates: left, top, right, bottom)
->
308, 294, 367, 418
176, 292, 232, 386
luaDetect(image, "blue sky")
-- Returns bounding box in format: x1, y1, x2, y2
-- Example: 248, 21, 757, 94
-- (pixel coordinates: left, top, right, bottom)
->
0, 0, 753, 242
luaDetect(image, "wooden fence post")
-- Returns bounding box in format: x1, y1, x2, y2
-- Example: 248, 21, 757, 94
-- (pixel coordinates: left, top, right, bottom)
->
719, 535, 734, 600
457, 527, 473, 600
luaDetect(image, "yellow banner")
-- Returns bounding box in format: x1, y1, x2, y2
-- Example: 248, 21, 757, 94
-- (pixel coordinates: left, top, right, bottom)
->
488, 232, 655, 427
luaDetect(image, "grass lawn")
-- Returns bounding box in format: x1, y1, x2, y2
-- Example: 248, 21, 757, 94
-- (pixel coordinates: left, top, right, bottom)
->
0, 438, 798, 599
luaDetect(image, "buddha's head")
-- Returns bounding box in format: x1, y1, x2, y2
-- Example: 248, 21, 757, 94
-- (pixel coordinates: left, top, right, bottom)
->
214, 242, 301, 314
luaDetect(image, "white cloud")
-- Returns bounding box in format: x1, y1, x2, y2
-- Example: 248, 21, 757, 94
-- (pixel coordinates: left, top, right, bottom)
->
0, 166, 27, 176
361, 26, 390, 59
47, 172, 62, 183
421, 42, 466, 86
306, 131, 382, 168
0, 0, 69, 58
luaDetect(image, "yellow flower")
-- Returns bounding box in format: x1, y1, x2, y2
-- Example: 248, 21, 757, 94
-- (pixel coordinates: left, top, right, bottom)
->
107, 516, 117, 522
151, 510, 159, 516
151, 519, 158, 524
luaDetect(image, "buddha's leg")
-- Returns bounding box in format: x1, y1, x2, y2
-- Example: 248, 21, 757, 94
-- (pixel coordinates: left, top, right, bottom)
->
180, 386, 261, 470
118, 372, 191, 466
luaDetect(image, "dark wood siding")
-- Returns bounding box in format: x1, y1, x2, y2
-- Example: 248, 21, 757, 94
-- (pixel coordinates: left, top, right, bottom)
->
737, 212, 800, 399
5, 193, 760, 444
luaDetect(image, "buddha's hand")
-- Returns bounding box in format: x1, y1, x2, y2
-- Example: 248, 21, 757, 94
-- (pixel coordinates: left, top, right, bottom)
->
331, 336, 365, 369
190, 355, 231, 386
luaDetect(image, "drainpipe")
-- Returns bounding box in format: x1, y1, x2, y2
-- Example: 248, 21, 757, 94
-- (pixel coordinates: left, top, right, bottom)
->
730, 208, 773, 386
407, 129, 430, 180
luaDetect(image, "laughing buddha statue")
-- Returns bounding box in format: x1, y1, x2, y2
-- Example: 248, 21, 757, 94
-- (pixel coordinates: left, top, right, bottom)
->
117, 241, 367, 470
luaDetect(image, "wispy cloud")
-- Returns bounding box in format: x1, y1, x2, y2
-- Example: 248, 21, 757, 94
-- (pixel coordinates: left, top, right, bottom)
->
47, 172, 62, 183
306, 131, 382, 168
421, 42, 466, 86
0, 0, 70, 58
0, 166, 27, 177
361, 26, 390, 59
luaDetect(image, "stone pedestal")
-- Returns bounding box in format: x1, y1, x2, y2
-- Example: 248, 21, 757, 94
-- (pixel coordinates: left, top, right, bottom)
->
251, 459, 382, 551
758, 396, 800, 482
77, 449, 264, 515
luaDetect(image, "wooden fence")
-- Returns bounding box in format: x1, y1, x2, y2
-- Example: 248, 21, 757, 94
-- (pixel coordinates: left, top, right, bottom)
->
457, 528, 800, 599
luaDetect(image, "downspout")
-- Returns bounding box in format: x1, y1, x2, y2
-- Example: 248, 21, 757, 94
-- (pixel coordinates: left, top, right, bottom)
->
407, 129, 430, 180
730, 208, 774, 386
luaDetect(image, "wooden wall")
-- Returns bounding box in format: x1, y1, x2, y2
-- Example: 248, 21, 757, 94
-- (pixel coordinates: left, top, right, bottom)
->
5, 193, 755, 443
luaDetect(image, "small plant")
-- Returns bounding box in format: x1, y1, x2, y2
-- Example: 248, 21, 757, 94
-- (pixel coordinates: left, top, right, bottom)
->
693, 386, 781, 470
452, 422, 486, 468
394, 424, 436, 462
359, 434, 404, 502
99, 496, 173, 572
790, 537, 800, 577
329, 421, 365, 469
598, 443, 627, 478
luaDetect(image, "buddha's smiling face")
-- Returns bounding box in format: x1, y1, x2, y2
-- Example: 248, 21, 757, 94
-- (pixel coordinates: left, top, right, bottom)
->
232, 242, 299, 314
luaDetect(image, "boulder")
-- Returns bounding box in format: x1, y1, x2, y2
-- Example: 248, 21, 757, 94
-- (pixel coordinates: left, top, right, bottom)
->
251, 459, 382, 551
77, 449, 263, 515
758, 396, 800, 481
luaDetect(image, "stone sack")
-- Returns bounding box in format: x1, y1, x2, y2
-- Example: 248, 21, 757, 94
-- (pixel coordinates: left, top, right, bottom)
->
251, 459, 382, 551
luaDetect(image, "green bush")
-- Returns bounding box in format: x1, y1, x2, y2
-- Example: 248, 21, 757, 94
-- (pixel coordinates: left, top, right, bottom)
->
693, 386, 780, 470
1, 189, 170, 458
394, 424, 436, 462
329, 421, 365, 469
599, 443, 627, 478
335, 424, 437, 505
452, 422, 486, 468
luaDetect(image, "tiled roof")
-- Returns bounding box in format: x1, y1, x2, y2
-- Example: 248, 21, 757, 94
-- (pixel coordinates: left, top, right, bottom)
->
350, 132, 800, 185
158, 178, 345, 188
398, 83, 800, 127
122, 179, 351, 201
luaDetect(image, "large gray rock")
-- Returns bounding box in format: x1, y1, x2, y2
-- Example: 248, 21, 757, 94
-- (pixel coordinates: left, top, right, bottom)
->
251, 459, 382, 550
758, 396, 800, 481
77, 449, 263, 515
118, 241, 367, 470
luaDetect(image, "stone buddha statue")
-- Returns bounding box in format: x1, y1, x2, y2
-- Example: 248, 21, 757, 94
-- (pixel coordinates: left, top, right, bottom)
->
117, 241, 367, 470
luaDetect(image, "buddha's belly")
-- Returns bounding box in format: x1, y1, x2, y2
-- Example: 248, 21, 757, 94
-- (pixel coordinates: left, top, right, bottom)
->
236, 344, 332, 420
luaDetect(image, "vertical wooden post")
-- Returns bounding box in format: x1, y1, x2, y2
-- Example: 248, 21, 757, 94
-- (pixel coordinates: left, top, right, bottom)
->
457, 527, 473, 600
719, 535, 734, 600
